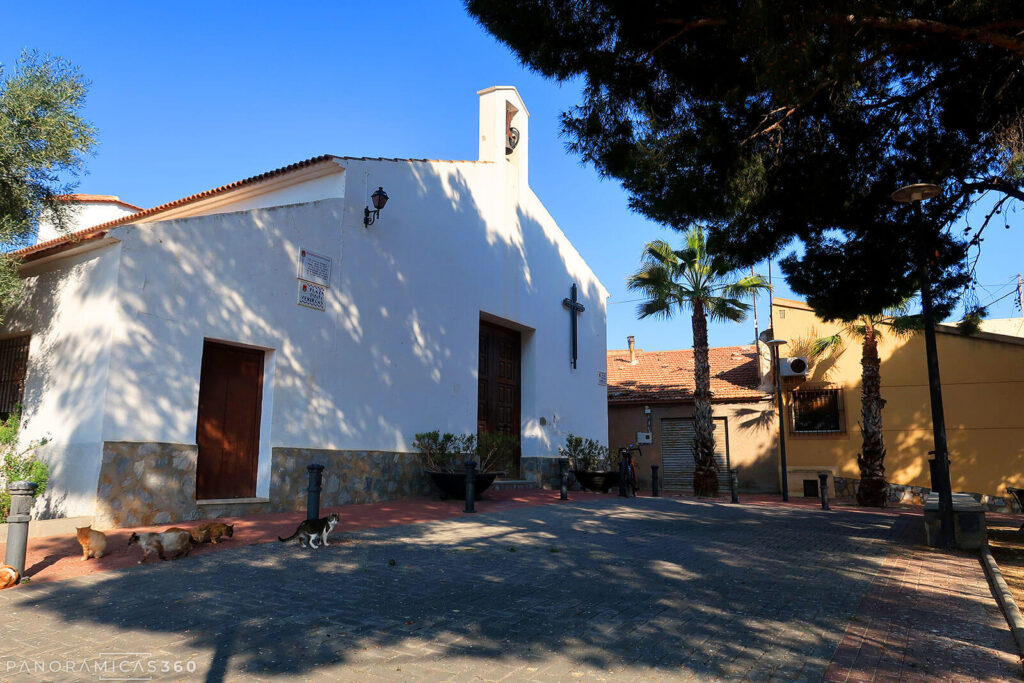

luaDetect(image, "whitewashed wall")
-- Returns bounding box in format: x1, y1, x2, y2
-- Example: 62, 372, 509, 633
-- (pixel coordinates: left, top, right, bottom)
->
36, 202, 137, 243
100, 156, 607, 495
3, 242, 122, 517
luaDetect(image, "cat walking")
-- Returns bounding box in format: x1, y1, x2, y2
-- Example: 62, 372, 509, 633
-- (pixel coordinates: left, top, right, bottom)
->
193, 521, 234, 544
278, 513, 339, 548
127, 529, 193, 563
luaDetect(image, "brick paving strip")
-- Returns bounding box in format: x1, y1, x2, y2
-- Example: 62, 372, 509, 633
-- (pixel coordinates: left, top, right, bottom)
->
0, 496, 1020, 681
824, 520, 1022, 682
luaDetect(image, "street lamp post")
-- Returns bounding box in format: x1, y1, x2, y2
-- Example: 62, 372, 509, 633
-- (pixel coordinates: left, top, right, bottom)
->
766, 338, 789, 502
892, 183, 954, 549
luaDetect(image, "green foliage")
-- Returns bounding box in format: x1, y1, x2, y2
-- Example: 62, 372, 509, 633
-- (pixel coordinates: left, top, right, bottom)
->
0, 49, 96, 322
0, 414, 49, 523
412, 430, 518, 474
476, 431, 519, 475
627, 228, 771, 324
558, 433, 609, 471
466, 1, 1023, 321
809, 302, 922, 360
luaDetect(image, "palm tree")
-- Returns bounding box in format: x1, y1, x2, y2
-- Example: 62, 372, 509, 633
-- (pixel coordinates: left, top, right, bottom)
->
810, 304, 920, 507
627, 228, 771, 496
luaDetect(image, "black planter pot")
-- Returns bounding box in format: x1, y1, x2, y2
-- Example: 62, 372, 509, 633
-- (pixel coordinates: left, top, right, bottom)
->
426, 470, 500, 500
574, 470, 621, 493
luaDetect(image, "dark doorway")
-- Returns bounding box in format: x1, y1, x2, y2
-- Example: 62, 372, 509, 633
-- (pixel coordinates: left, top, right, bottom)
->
196, 341, 264, 499
477, 320, 521, 476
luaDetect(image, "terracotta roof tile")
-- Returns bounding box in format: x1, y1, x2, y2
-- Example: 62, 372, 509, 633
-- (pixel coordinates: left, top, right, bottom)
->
16, 154, 342, 260
53, 194, 143, 211
607, 345, 767, 403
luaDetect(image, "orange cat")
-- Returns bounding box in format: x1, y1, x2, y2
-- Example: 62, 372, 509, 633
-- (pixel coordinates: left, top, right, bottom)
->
193, 521, 234, 544
75, 526, 107, 561
0, 564, 19, 589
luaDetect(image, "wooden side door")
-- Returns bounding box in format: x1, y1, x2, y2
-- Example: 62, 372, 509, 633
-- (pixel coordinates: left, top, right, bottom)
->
477, 321, 522, 475
196, 341, 264, 499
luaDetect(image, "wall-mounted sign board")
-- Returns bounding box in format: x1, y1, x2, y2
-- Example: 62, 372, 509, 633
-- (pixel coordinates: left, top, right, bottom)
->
298, 249, 332, 288
598, 371, 607, 386
297, 281, 326, 311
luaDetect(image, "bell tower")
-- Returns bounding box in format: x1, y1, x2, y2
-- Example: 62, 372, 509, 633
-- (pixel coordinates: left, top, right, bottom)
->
477, 86, 530, 190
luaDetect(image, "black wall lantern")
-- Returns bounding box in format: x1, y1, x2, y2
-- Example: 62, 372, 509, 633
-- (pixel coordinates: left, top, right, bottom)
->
363, 186, 389, 227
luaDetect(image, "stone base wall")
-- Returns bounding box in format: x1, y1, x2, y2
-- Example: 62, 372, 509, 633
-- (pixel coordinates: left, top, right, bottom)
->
521, 456, 563, 489
834, 476, 1018, 512
94, 442, 433, 528
271, 448, 434, 509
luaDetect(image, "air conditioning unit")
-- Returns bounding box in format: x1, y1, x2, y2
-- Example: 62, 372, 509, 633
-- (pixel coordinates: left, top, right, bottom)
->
781, 356, 810, 377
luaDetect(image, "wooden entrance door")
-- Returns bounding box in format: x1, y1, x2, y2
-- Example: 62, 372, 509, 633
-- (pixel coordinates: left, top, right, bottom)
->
477, 321, 521, 475
196, 341, 264, 499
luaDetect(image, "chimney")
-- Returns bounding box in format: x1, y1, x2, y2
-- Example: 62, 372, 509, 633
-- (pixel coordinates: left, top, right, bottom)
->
627, 336, 636, 364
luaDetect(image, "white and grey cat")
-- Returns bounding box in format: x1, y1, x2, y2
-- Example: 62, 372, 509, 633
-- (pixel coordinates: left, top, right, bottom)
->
278, 513, 339, 548
127, 529, 193, 563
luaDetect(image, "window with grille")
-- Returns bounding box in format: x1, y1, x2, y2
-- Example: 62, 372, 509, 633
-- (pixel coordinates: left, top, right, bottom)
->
790, 387, 844, 434
0, 335, 30, 422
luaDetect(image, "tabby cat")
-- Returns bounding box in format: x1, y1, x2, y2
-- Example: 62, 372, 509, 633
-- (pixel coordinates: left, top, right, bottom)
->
278, 513, 339, 548
127, 529, 193, 563
193, 521, 234, 544
76, 526, 107, 561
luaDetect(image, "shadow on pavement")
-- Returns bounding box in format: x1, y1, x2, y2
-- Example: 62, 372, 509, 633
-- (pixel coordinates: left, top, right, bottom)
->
7, 498, 926, 680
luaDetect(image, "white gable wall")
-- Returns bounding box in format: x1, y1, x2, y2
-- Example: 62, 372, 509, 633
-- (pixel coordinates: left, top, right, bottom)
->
99, 157, 606, 493
36, 202, 137, 243
178, 165, 347, 218
5, 241, 123, 517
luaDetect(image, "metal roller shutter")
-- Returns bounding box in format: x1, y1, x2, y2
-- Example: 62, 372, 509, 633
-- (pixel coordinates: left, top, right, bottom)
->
661, 417, 731, 493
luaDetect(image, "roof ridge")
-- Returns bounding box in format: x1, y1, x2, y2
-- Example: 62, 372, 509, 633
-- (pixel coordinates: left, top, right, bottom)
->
17, 154, 341, 260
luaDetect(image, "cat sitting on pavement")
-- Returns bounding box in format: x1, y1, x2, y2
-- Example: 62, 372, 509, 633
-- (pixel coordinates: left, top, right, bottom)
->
277, 513, 339, 549
75, 526, 107, 561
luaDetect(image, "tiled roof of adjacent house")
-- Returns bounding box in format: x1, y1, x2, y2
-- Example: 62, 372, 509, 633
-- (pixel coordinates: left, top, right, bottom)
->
53, 194, 143, 211
607, 345, 768, 403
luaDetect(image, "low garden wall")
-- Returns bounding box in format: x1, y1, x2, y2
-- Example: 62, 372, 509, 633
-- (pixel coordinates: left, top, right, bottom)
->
834, 476, 1018, 512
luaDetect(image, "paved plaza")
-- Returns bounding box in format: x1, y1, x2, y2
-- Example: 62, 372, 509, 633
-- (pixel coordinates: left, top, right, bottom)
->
0, 496, 1019, 681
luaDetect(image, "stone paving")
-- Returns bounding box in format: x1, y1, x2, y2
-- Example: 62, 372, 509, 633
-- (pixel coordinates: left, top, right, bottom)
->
0, 496, 1018, 681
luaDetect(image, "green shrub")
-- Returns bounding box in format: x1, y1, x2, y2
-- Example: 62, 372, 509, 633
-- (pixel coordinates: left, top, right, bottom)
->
558, 433, 609, 471
413, 430, 518, 474
0, 414, 49, 523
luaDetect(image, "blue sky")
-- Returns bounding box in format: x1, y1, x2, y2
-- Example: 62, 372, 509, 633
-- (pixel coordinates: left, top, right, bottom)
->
3, 1, 1020, 351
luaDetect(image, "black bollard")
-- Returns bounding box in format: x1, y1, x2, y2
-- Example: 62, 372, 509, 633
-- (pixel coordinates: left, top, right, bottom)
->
818, 472, 831, 510
464, 460, 477, 513
651, 465, 660, 497
4, 481, 37, 578
559, 458, 569, 500
730, 469, 740, 504
306, 464, 324, 520
618, 458, 628, 497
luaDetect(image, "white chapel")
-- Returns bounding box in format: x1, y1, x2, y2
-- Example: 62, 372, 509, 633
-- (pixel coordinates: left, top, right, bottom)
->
2, 86, 609, 527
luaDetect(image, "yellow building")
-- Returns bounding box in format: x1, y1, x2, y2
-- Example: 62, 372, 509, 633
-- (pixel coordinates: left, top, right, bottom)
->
770, 297, 1024, 505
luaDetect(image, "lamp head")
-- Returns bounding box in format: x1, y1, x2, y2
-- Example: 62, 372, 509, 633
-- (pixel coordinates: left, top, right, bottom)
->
891, 183, 940, 203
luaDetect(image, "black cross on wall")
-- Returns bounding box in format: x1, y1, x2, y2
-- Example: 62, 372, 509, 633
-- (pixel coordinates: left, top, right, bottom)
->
562, 283, 586, 370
